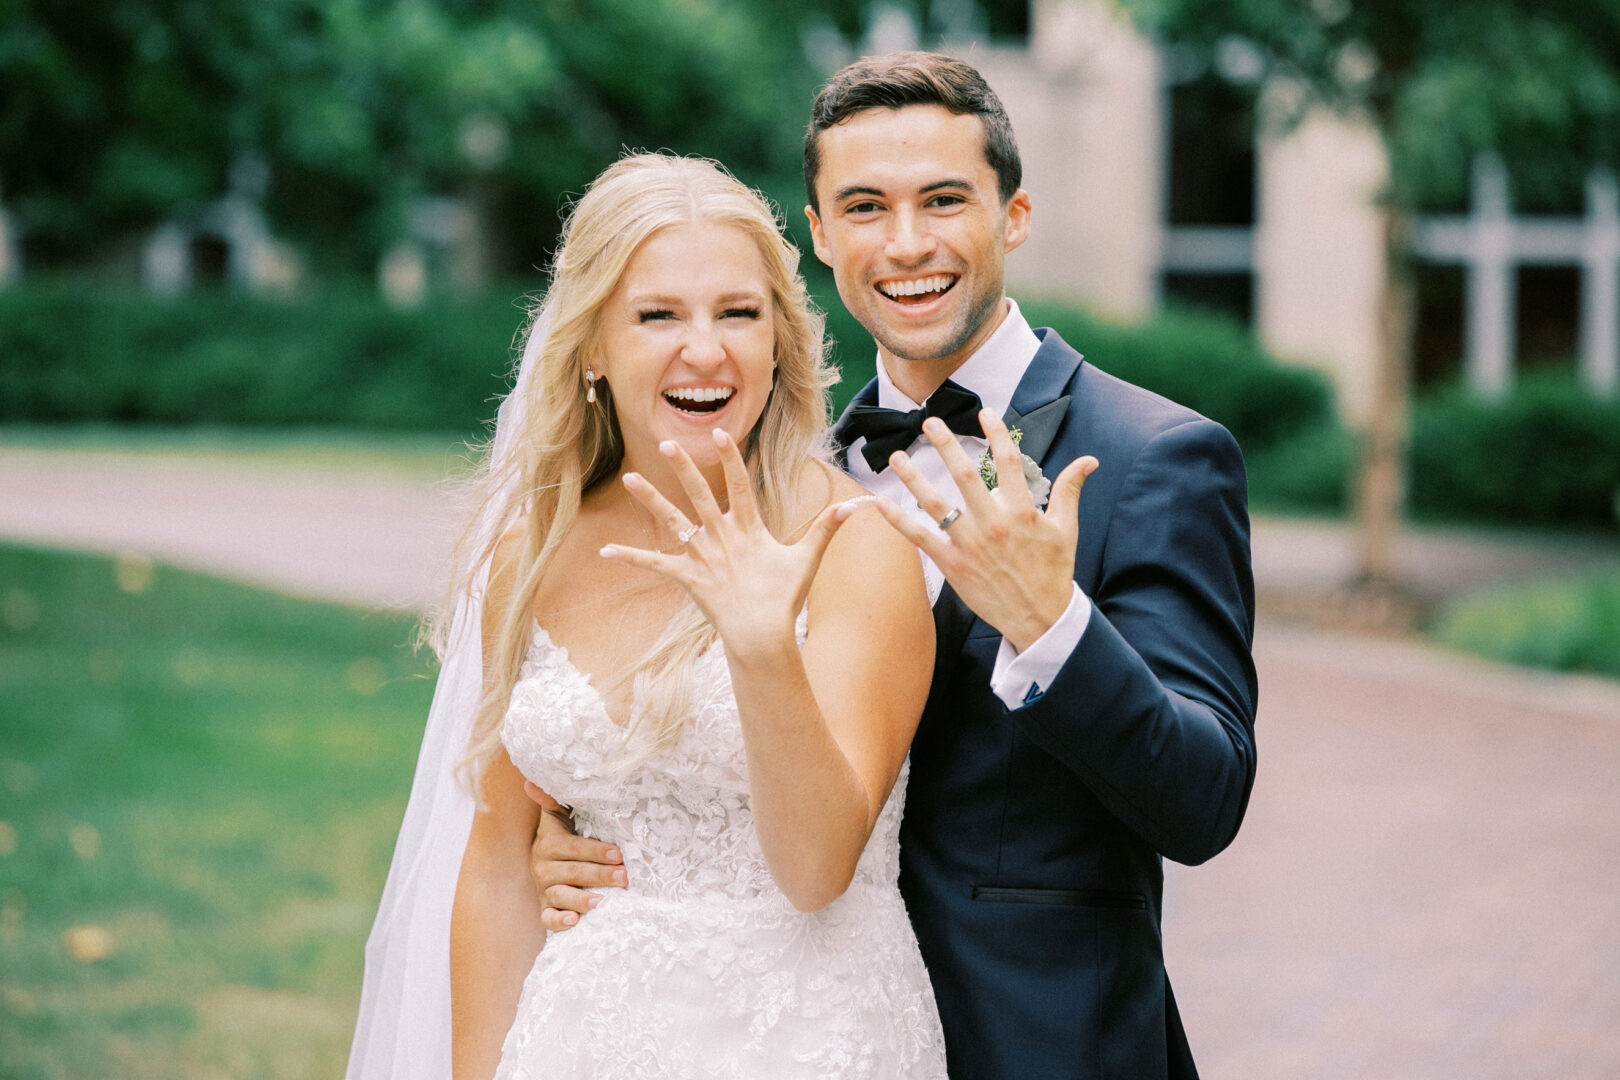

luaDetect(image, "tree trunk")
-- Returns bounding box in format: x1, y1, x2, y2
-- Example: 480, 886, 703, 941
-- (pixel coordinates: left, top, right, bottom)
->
1353, 205, 1414, 586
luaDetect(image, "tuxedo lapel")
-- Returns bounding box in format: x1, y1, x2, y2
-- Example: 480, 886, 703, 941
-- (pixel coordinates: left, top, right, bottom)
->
1002, 328, 1084, 468
1002, 397, 1068, 465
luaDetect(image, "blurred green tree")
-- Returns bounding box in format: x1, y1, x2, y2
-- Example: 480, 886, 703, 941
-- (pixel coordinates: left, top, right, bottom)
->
1120, 0, 1620, 583
0, 0, 869, 275
0, 0, 259, 264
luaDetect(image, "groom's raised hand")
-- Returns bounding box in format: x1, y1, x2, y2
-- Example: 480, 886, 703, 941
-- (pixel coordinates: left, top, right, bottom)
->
524, 781, 626, 931
874, 410, 1097, 653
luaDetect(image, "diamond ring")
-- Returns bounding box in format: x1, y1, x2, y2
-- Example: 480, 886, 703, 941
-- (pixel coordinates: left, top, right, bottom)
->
676, 524, 701, 545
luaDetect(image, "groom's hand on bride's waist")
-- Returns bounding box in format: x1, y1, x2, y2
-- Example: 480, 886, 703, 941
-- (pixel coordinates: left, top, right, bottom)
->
525, 780, 626, 931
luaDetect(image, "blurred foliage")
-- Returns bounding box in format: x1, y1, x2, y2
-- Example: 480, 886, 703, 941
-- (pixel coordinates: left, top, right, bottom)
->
0, 279, 524, 430
1123, 0, 1620, 209
1432, 570, 1620, 677
1409, 375, 1620, 530
1021, 300, 1339, 455
1244, 422, 1356, 513
0, 0, 907, 273
0, 543, 433, 1077
1227, 372, 1620, 527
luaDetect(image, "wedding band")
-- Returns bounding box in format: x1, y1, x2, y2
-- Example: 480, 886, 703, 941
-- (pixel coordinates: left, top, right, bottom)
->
937, 508, 962, 531
676, 524, 701, 545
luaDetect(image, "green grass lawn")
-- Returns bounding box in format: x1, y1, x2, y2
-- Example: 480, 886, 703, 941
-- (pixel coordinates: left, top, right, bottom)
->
1431, 570, 1620, 679
0, 544, 434, 1079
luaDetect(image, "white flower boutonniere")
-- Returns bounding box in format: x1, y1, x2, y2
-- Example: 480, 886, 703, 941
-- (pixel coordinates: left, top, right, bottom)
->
978, 427, 1051, 509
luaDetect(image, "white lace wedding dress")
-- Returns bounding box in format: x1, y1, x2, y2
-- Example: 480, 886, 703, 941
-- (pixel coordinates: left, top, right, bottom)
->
493, 620, 948, 1079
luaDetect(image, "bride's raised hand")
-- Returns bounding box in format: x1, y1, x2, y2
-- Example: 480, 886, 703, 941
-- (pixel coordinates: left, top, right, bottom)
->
600, 429, 854, 653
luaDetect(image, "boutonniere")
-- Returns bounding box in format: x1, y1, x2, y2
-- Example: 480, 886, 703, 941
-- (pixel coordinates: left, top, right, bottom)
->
978, 427, 1051, 509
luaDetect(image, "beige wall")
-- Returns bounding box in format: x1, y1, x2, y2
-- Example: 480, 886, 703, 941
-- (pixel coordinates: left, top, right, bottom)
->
1256, 106, 1389, 426
973, 0, 1162, 321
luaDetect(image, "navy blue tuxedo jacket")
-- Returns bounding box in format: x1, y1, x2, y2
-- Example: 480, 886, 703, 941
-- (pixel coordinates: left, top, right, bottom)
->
833, 328, 1258, 1079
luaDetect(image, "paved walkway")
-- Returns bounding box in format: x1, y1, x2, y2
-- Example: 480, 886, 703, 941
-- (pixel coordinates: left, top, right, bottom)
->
0, 448, 459, 610
4, 448, 1619, 1077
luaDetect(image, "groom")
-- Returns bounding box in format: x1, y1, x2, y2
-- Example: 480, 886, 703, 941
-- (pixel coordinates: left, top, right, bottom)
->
532, 52, 1258, 1077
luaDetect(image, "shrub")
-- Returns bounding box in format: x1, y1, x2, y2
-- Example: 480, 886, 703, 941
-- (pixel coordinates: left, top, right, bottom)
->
1431, 571, 1620, 677
1020, 301, 1339, 457
1245, 423, 1355, 513
1409, 375, 1620, 530
0, 280, 526, 433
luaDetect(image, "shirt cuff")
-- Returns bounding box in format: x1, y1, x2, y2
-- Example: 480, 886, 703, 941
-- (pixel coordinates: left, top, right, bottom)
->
990, 583, 1092, 711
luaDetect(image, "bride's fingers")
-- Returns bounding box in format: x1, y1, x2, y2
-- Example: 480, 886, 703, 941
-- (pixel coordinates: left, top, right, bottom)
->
794, 500, 856, 578
599, 542, 685, 582
713, 430, 760, 529
660, 440, 725, 528
622, 472, 693, 540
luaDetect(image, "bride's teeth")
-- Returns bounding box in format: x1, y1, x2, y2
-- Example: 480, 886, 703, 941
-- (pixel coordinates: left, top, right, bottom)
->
665, 387, 735, 404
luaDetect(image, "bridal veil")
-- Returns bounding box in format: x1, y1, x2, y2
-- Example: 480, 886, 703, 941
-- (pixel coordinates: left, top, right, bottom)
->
345, 311, 547, 1079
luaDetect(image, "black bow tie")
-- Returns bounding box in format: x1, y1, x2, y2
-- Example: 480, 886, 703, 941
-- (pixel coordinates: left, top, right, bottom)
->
842, 380, 985, 472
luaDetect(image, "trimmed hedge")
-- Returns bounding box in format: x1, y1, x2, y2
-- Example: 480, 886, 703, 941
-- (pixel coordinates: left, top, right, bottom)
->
1020, 301, 1338, 457
1244, 423, 1355, 513
1410, 376, 1620, 530
1235, 375, 1620, 529
0, 280, 527, 432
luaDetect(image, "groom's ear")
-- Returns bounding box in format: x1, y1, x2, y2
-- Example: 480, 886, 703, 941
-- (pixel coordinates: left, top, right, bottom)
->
1002, 189, 1032, 254
804, 205, 834, 267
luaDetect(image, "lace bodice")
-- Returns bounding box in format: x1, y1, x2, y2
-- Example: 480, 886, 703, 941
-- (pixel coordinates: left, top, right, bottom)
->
501, 618, 906, 908
494, 618, 946, 1080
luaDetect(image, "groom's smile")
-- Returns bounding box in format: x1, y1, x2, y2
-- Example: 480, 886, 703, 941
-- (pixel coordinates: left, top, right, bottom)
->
876, 273, 959, 304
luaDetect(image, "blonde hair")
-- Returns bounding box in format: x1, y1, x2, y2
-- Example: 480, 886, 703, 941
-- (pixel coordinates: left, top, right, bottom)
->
436, 153, 836, 787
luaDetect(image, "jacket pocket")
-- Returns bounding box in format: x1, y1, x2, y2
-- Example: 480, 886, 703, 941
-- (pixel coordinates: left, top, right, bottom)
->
971, 885, 1147, 910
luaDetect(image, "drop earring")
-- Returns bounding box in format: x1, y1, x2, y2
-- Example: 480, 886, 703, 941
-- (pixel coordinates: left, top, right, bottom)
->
584, 366, 598, 404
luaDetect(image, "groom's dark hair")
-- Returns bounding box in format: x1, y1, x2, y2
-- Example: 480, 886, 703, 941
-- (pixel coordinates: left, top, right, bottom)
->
804, 51, 1022, 212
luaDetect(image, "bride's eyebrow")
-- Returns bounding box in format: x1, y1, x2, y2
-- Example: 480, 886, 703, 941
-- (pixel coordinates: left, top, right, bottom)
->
630, 291, 766, 306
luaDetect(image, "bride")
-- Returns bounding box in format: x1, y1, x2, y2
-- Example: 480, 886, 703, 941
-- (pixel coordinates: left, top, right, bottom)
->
348, 153, 946, 1079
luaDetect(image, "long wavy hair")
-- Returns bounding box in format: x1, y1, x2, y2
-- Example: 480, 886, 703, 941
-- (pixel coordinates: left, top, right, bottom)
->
436, 153, 836, 788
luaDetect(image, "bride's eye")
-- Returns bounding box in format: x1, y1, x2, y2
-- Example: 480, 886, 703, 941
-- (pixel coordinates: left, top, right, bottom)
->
638, 309, 675, 323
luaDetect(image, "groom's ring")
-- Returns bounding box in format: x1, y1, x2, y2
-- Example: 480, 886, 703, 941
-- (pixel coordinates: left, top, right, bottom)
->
937, 508, 962, 531
676, 524, 701, 545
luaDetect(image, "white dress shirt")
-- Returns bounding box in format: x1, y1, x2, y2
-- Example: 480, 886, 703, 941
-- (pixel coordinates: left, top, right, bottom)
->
845, 299, 1091, 710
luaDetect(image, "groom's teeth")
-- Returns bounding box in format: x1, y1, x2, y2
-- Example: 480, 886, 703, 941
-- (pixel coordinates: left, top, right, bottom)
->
878, 274, 955, 298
